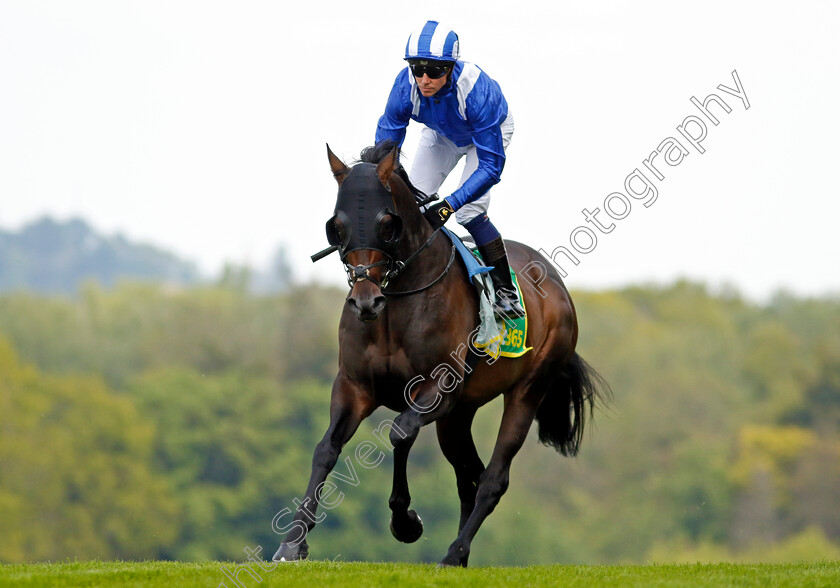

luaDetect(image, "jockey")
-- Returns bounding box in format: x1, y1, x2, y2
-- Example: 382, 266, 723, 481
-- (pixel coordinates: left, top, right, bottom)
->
375, 20, 524, 319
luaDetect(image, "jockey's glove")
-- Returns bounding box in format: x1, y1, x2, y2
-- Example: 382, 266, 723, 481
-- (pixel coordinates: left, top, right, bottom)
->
424, 199, 455, 230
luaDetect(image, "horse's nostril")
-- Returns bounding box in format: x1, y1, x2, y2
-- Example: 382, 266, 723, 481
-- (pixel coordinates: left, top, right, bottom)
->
347, 293, 385, 322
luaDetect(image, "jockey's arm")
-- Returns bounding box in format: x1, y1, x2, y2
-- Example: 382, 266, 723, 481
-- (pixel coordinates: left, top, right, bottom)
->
375, 70, 412, 147
446, 122, 506, 211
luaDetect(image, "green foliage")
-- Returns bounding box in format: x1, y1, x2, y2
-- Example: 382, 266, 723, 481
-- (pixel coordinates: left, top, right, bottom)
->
0, 340, 179, 562
0, 282, 344, 387
648, 526, 840, 564
125, 369, 331, 561
547, 282, 840, 562
1, 279, 839, 565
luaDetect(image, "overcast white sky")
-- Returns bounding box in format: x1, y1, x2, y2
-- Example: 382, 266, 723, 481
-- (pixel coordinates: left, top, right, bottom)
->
1, 1, 838, 300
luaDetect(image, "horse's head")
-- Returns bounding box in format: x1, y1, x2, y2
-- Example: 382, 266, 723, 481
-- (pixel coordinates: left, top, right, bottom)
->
319, 143, 426, 322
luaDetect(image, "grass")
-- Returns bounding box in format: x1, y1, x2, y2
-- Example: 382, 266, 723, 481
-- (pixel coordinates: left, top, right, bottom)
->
0, 560, 839, 587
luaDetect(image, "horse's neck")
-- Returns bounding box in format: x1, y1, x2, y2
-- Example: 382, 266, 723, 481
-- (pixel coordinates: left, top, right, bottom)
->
400, 218, 435, 257
392, 191, 449, 280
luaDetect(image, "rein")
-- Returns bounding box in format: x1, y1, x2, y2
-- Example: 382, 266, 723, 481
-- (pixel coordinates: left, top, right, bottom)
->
383, 236, 456, 297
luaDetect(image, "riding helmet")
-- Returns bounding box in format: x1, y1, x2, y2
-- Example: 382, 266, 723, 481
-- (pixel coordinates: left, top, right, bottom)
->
404, 20, 459, 62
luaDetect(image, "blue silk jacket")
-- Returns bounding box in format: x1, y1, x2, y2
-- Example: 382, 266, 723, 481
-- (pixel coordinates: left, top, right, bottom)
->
375, 61, 510, 210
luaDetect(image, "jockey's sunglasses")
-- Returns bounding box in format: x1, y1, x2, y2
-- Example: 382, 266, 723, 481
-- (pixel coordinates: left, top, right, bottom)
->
409, 62, 451, 79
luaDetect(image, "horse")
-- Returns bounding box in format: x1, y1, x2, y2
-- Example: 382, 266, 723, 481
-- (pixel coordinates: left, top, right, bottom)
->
273, 142, 609, 567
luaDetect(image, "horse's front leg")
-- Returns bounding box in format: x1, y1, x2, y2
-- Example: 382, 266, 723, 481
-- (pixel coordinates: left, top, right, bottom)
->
388, 379, 456, 543
273, 375, 373, 562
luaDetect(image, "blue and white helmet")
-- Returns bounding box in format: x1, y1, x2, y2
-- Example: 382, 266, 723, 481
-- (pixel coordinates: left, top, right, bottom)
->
404, 20, 460, 62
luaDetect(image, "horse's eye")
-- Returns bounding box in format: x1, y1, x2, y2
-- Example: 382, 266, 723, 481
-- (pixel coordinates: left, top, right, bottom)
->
326, 216, 347, 246
378, 213, 402, 244
379, 215, 395, 242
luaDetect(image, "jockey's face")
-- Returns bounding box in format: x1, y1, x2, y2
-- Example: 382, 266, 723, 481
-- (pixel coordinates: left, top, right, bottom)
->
414, 69, 450, 97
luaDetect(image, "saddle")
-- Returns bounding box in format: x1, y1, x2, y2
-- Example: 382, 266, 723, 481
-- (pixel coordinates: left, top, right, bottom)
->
442, 228, 532, 359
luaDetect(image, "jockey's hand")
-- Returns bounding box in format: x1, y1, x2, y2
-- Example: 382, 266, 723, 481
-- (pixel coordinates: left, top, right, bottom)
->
423, 199, 454, 230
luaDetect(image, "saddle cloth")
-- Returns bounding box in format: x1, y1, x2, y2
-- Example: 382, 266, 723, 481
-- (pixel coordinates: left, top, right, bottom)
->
442, 228, 532, 359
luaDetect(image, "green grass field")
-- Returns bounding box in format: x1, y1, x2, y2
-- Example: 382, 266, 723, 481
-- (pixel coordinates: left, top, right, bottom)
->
1, 560, 839, 587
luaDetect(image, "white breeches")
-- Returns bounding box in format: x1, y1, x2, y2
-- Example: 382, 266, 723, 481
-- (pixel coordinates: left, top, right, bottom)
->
408, 112, 514, 224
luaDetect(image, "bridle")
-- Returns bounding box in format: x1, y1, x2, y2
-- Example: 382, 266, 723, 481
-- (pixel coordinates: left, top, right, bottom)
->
342, 228, 457, 296
311, 220, 456, 297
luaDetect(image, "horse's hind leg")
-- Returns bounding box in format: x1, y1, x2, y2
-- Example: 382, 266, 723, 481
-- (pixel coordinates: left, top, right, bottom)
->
436, 405, 485, 535
273, 375, 373, 562
439, 392, 541, 567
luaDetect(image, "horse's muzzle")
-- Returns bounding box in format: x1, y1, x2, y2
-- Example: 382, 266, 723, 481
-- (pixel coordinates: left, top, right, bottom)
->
347, 282, 386, 322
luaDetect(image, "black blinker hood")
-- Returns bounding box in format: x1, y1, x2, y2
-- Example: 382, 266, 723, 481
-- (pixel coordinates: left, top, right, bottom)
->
330, 163, 402, 257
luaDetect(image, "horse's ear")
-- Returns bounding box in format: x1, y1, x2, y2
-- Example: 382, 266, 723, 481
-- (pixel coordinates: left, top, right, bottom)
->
326, 143, 350, 186
375, 145, 398, 191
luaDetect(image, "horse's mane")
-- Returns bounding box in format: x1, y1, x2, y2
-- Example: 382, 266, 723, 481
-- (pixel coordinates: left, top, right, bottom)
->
358, 141, 437, 207
358, 140, 399, 165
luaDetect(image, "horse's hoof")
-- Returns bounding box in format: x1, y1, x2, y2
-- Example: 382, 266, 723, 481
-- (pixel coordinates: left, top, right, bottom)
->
439, 547, 469, 568
389, 509, 424, 543
437, 557, 468, 568
272, 540, 309, 562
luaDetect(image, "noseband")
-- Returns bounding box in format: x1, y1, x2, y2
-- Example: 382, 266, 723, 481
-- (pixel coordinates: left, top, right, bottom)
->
343, 258, 390, 288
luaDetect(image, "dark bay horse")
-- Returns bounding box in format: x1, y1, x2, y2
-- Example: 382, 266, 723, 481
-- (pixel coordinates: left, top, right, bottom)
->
273, 143, 608, 567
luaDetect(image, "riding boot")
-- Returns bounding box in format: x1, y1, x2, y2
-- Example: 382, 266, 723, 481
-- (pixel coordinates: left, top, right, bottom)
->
477, 237, 525, 319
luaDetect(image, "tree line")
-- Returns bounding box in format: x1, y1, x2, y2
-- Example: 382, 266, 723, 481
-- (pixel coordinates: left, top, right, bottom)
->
0, 278, 838, 565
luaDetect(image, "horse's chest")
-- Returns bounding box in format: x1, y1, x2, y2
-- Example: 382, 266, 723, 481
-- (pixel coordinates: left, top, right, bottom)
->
342, 322, 454, 400
360, 342, 412, 378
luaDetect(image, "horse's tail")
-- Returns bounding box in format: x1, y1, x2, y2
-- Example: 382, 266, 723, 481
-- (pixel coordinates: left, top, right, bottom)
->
535, 353, 611, 457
